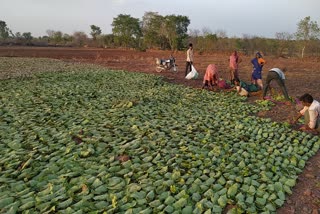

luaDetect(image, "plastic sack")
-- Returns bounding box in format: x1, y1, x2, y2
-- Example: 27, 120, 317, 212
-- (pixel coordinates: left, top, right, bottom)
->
185, 65, 199, 80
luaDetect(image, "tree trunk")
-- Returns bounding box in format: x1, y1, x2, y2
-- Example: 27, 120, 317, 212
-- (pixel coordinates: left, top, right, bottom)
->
301, 45, 305, 58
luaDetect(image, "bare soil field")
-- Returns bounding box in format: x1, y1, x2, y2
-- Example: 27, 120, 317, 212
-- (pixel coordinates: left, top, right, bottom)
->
0, 47, 319, 213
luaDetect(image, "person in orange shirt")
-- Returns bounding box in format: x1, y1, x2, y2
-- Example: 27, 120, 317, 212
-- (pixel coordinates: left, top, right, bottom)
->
202, 64, 219, 90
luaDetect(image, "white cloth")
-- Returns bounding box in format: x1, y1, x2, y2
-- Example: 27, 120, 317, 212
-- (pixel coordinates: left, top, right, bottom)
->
270, 68, 285, 80
300, 100, 320, 129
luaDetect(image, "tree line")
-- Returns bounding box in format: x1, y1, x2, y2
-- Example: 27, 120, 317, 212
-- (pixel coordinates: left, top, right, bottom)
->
0, 13, 319, 57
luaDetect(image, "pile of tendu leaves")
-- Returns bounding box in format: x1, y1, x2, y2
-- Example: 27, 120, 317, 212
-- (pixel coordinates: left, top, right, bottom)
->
0, 58, 319, 213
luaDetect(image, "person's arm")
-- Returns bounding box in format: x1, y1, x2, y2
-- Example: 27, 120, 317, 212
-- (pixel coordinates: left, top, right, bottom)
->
292, 113, 303, 124
306, 110, 318, 129
237, 57, 242, 64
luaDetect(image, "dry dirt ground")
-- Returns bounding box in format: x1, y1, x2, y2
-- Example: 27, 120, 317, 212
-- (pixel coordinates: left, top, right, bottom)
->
0, 47, 319, 213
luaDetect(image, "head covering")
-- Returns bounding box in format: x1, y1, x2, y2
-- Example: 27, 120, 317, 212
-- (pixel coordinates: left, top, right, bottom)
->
256, 52, 262, 58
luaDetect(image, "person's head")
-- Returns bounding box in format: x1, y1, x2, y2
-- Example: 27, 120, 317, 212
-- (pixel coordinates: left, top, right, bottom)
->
299, 93, 313, 107
189, 43, 193, 49
232, 50, 238, 56
233, 78, 240, 86
256, 52, 262, 58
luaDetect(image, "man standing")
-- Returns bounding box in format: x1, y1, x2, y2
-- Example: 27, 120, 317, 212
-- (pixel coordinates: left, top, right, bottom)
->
229, 50, 242, 83
293, 93, 320, 133
185, 43, 194, 76
262, 67, 290, 100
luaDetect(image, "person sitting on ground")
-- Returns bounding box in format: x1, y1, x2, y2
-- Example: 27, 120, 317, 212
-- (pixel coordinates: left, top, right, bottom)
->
292, 93, 320, 134
233, 78, 260, 97
202, 64, 219, 90
262, 67, 290, 101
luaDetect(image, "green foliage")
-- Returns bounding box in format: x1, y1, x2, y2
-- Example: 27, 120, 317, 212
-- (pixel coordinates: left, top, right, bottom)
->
295, 16, 320, 58
1, 57, 320, 213
112, 14, 142, 48
0, 20, 12, 39
141, 12, 190, 50
90, 25, 102, 40
296, 16, 320, 41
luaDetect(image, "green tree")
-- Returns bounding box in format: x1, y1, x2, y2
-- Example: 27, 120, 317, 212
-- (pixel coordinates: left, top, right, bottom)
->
295, 16, 320, 58
112, 14, 142, 48
275, 32, 293, 57
0, 20, 13, 39
90, 25, 102, 40
141, 12, 190, 50
22, 32, 33, 45
161, 15, 190, 50
141, 12, 164, 49
46, 30, 63, 44
73, 31, 88, 47
102, 34, 115, 48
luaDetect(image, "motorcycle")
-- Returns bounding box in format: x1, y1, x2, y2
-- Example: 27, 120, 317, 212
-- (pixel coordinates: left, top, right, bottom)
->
155, 55, 177, 73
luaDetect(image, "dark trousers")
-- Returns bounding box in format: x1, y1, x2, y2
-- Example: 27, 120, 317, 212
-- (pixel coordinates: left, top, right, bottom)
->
185, 61, 192, 76
263, 71, 290, 100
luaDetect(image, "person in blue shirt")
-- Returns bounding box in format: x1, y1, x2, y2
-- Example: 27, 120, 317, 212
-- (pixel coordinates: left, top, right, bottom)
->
251, 52, 265, 90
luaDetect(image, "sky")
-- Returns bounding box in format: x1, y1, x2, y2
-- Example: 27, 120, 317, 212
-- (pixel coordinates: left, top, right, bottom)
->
1, 0, 320, 38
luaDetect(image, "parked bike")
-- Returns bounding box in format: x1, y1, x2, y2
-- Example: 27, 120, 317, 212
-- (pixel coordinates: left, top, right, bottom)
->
155, 55, 177, 73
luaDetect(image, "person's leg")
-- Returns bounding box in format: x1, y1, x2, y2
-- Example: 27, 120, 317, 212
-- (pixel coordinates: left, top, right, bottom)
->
209, 80, 214, 90
230, 69, 234, 82
202, 80, 208, 89
256, 79, 263, 90
316, 118, 320, 132
274, 77, 290, 100
263, 72, 274, 97
234, 69, 239, 81
185, 62, 190, 76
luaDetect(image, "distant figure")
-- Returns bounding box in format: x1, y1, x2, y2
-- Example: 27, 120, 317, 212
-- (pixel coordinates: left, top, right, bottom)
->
202, 64, 219, 90
262, 67, 290, 100
292, 93, 320, 133
251, 52, 266, 90
185, 43, 194, 76
229, 50, 242, 82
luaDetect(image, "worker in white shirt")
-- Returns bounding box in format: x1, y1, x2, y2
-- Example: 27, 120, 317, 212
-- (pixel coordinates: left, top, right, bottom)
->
293, 93, 320, 133
185, 43, 194, 76
262, 67, 290, 100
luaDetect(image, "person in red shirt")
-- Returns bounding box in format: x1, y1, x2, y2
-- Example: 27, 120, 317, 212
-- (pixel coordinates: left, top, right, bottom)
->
229, 50, 242, 83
